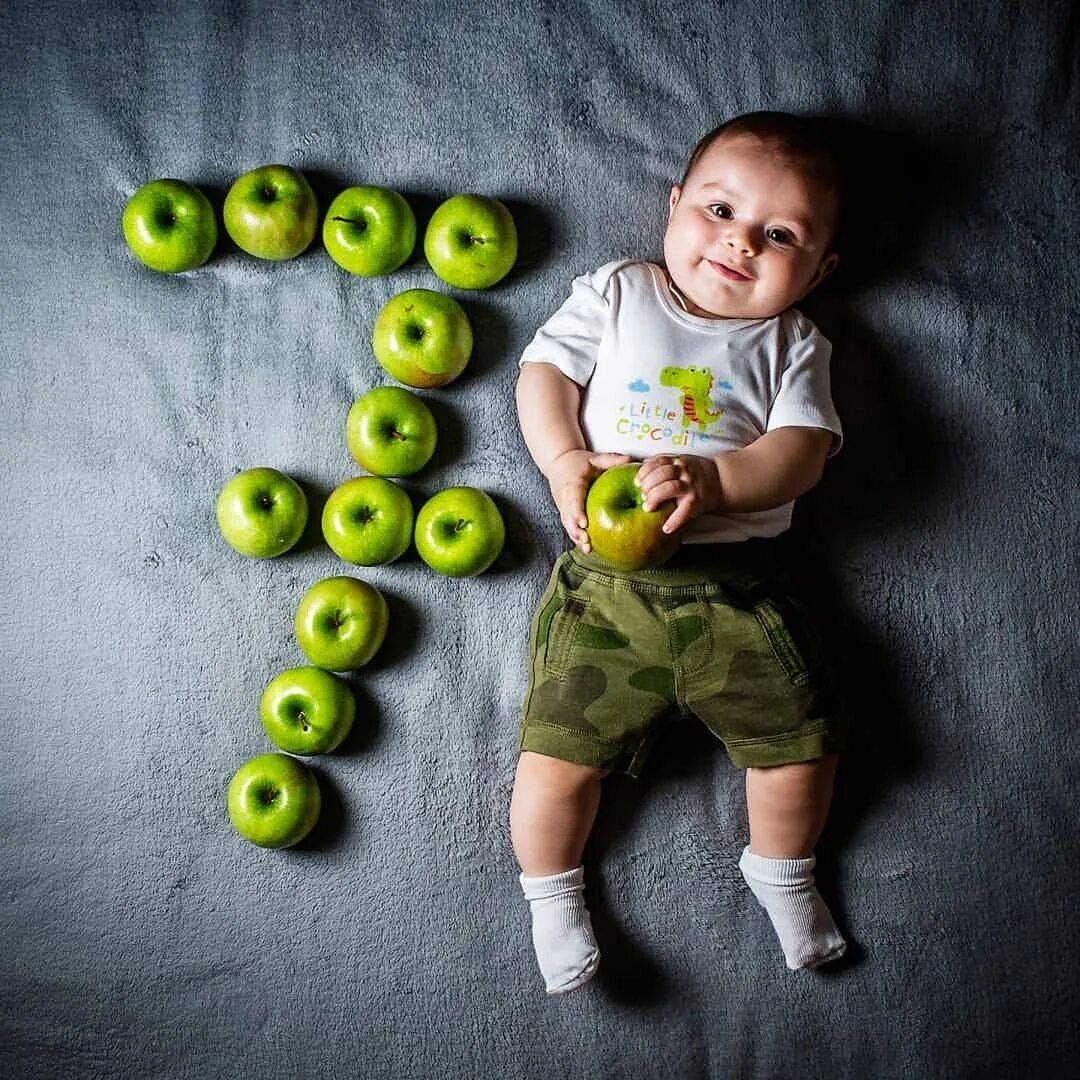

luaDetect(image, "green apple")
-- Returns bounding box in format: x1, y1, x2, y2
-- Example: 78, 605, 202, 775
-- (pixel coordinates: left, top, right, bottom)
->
216, 467, 308, 559
322, 476, 413, 565
372, 288, 473, 388
223, 164, 318, 260
423, 193, 518, 289
227, 752, 321, 849
259, 666, 355, 755
585, 463, 680, 571
323, 185, 416, 275
122, 179, 217, 273
414, 486, 505, 577
294, 575, 389, 670
346, 386, 437, 477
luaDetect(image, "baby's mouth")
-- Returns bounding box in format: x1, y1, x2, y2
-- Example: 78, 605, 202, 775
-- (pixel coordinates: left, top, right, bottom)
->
707, 259, 752, 282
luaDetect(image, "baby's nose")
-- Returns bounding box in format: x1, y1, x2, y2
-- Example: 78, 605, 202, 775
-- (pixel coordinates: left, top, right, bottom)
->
726, 226, 759, 255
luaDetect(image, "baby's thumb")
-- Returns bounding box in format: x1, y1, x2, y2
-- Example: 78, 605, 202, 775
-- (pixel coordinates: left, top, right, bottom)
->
588, 452, 633, 471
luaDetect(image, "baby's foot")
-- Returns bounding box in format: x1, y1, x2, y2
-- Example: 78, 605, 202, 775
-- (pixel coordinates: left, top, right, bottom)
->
520, 866, 601, 994
739, 847, 847, 970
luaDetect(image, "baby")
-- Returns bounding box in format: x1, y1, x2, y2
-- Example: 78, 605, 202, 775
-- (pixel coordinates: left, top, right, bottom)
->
511, 111, 849, 994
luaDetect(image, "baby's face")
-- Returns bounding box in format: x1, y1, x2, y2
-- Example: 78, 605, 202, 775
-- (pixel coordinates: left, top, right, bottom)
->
663, 133, 839, 320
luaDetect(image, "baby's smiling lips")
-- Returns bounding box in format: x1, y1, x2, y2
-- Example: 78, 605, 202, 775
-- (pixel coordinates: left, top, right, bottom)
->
706, 258, 752, 282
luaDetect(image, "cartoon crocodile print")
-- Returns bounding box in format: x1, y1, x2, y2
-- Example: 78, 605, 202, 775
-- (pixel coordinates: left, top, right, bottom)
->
659, 365, 725, 431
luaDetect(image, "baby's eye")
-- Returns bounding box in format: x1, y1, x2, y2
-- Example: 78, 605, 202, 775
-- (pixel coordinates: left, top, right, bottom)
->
708, 203, 734, 219
766, 227, 795, 245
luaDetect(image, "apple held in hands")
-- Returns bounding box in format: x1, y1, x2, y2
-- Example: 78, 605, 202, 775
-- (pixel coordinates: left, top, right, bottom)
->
122, 179, 217, 273
295, 575, 389, 671
423, 193, 518, 289
260, 666, 355, 755
346, 386, 437, 478
585, 463, 680, 571
372, 288, 473, 388
322, 476, 414, 565
223, 164, 318, 260
227, 752, 321, 849
323, 185, 416, 276
216, 467, 308, 558
414, 486, 505, 577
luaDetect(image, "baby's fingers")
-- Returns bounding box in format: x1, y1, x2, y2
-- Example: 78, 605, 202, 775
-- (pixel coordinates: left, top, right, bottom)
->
561, 512, 591, 551
660, 501, 691, 535
555, 487, 589, 547
560, 505, 586, 536
641, 477, 684, 512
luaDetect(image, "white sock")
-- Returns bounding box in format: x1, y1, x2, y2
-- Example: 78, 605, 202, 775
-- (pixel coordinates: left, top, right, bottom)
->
519, 866, 600, 994
739, 846, 847, 970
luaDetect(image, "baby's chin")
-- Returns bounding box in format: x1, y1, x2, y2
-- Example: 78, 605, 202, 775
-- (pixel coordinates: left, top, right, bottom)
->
672, 275, 794, 321
674, 285, 768, 321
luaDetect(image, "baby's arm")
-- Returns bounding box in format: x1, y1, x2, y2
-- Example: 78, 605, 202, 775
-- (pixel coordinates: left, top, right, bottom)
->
516, 362, 629, 552
636, 427, 833, 534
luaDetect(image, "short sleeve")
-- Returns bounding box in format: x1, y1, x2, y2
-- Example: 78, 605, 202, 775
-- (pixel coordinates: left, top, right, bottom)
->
518, 268, 611, 386
766, 316, 843, 454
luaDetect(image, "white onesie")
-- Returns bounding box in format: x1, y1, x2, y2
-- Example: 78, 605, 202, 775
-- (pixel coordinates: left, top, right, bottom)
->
519, 259, 843, 543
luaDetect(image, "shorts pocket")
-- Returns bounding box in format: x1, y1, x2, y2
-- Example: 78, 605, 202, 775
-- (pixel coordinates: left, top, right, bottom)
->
752, 598, 812, 685
543, 595, 588, 680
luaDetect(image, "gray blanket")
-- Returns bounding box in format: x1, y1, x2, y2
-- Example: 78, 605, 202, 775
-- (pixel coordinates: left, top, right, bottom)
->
2, 1, 1077, 1076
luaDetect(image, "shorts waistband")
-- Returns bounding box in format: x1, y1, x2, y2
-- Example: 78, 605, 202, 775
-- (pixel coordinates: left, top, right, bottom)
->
567, 539, 777, 588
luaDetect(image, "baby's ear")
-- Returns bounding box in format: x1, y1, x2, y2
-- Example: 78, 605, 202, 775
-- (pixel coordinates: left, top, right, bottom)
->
668, 186, 682, 215
805, 251, 839, 295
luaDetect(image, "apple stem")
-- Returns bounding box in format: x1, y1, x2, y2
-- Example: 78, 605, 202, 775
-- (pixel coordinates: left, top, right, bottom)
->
332, 216, 366, 230
456, 518, 467, 532
391, 431, 406, 441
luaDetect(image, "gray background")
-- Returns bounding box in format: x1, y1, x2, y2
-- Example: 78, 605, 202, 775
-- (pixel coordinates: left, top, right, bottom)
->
2, 1, 1077, 1077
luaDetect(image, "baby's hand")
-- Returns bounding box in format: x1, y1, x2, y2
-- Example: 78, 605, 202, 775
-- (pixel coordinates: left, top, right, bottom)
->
546, 449, 631, 552
635, 454, 722, 535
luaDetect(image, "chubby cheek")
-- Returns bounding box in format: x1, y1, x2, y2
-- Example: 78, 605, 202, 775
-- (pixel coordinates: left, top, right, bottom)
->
661, 228, 683, 270
664, 209, 702, 262
775, 262, 817, 305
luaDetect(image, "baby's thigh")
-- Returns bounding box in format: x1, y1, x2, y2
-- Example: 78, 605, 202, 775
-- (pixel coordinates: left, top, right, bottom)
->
686, 587, 838, 769
521, 570, 676, 764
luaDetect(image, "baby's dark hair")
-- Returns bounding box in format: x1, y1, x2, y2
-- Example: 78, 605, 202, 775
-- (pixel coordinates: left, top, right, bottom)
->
680, 111, 846, 250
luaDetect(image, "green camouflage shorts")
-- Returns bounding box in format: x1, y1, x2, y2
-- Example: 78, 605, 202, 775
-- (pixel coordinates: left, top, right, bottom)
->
519, 544, 841, 776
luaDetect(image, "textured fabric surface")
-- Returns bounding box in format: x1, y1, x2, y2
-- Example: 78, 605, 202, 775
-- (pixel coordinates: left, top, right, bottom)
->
1, 1, 1077, 1077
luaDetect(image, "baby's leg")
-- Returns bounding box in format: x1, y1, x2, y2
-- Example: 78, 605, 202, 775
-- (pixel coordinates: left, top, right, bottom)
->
510, 751, 605, 993
740, 754, 846, 969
